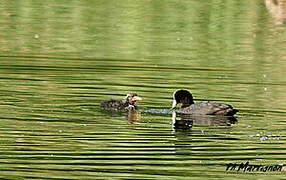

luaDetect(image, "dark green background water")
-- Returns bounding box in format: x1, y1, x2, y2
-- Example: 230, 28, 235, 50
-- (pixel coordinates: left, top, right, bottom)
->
0, 0, 286, 179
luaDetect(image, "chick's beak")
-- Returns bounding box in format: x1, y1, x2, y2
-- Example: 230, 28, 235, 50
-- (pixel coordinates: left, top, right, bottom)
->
131, 96, 142, 102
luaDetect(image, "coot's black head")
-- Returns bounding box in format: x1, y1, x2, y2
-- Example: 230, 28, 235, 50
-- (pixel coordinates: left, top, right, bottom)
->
126, 93, 142, 105
172, 90, 194, 108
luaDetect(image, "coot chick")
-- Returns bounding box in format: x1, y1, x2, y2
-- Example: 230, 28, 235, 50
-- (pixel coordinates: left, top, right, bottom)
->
100, 93, 142, 111
172, 90, 238, 116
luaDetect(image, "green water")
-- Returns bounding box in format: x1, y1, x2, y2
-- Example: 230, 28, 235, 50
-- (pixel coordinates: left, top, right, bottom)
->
0, 0, 286, 179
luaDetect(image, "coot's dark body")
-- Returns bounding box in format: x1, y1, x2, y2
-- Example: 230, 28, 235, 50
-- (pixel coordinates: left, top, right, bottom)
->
172, 90, 238, 116
176, 101, 238, 116
100, 93, 142, 111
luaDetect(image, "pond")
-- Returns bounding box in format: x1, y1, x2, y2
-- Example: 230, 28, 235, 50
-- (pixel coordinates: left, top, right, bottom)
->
0, 0, 286, 179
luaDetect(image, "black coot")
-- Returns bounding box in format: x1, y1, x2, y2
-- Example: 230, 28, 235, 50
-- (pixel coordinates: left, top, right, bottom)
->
172, 90, 238, 116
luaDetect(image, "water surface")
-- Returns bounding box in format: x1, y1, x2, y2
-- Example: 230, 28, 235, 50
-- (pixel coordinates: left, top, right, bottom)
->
0, 0, 286, 179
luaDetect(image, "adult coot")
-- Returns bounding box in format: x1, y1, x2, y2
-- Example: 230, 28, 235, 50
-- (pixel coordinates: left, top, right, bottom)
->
172, 90, 238, 116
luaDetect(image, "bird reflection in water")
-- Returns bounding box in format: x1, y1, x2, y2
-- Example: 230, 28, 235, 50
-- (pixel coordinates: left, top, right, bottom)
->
126, 110, 141, 124
100, 109, 141, 124
172, 111, 237, 130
